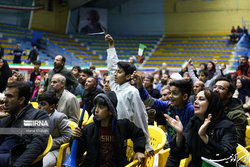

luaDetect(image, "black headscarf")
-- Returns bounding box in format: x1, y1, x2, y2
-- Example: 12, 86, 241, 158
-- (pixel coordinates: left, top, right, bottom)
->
0, 59, 12, 92
185, 89, 224, 165
207, 61, 216, 80
238, 78, 250, 104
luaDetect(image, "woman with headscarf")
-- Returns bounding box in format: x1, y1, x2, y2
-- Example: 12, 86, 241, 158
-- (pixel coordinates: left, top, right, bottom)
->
0, 59, 12, 93
165, 88, 237, 167
207, 61, 216, 79
30, 75, 41, 102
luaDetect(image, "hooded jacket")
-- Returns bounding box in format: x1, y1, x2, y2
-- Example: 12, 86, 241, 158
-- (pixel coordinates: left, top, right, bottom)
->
74, 92, 146, 167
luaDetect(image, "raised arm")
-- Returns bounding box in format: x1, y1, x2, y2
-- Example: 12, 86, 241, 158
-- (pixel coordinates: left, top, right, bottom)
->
187, 59, 199, 83
105, 34, 118, 90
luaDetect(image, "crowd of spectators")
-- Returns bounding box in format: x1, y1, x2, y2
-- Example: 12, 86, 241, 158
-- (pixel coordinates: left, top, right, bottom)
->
0, 34, 249, 167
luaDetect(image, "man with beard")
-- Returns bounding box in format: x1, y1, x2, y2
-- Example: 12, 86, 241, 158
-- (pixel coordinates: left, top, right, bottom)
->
82, 77, 104, 116
213, 77, 247, 146
50, 74, 80, 123
74, 68, 93, 107
235, 55, 250, 86
156, 73, 168, 92
44, 55, 78, 93
0, 82, 50, 166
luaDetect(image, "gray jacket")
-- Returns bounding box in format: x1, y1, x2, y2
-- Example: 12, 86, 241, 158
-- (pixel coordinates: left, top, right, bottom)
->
49, 109, 71, 150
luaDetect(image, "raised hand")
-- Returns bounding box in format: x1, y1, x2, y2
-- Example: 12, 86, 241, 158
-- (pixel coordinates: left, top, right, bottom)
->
131, 71, 143, 88
198, 114, 212, 144
188, 58, 192, 65
105, 34, 114, 48
212, 59, 218, 65
164, 114, 183, 135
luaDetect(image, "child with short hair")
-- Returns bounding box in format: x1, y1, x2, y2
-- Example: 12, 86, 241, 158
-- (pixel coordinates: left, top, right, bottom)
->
105, 34, 153, 153
72, 91, 146, 167
38, 90, 72, 167
133, 74, 194, 147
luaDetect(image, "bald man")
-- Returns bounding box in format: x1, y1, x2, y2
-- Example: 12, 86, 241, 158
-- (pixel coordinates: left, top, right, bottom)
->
189, 80, 204, 104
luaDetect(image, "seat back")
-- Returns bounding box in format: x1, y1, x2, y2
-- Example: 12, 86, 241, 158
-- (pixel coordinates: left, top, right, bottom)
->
32, 135, 53, 165
247, 117, 250, 126
79, 109, 89, 126
246, 125, 250, 147
126, 125, 166, 167
236, 144, 250, 166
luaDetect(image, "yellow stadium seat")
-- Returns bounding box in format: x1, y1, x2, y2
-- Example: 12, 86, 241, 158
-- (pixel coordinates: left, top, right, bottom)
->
30, 101, 38, 109
158, 148, 191, 167
125, 125, 166, 167
56, 121, 77, 167
247, 117, 250, 126
32, 135, 53, 165
236, 144, 250, 166
79, 109, 89, 126
246, 126, 250, 147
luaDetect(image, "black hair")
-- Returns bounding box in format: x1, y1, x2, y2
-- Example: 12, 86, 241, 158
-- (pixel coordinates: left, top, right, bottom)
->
72, 66, 81, 72
241, 55, 249, 61
94, 96, 108, 107
87, 76, 98, 87
170, 80, 192, 98
34, 60, 41, 66
38, 90, 59, 106
81, 68, 93, 77
62, 56, 66, 63
198, 70, 208, 77
117, 61, 136, 75
6, 81, 30, 105
103, 72, 109, 77
146, 75, 154, 83
215, 76, 235, 94
90, 65, 96, 70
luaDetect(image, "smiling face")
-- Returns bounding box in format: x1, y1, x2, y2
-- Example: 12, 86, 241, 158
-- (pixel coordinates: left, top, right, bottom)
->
169, 86, 187, 109
194, 91, 209, 120
236, 79, 242, 89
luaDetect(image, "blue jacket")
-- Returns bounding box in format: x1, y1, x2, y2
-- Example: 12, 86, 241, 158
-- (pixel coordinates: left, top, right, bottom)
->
138, 86, 194, 141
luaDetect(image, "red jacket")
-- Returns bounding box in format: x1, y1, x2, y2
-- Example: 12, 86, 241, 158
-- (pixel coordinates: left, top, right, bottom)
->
236, 63, 250, 77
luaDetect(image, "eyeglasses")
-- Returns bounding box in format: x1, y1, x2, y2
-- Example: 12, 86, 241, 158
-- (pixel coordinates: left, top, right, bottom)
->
213, 85, 227, 91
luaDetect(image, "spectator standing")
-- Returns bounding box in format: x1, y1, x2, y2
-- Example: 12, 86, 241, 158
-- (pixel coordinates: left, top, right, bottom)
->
106, 34, 153, 154
235, 55, 250, 85
0, 59, 12, 93
28, 45, 39, 64
30, 61, 43, 85
44, 55, 78, 93
12, 44, 25, 64
159, 62, 169, 78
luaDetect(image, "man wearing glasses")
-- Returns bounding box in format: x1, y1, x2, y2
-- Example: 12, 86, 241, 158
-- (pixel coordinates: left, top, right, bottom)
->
213, 77, 247, 146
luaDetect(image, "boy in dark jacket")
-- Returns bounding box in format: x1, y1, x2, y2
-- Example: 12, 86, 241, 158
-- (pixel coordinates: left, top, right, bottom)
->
72, 91, 146, 167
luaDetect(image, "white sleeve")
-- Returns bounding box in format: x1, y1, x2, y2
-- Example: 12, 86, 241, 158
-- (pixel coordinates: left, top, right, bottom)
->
131, 89, 153, 152
107, 48, 118, 91
188, 66, 199, 83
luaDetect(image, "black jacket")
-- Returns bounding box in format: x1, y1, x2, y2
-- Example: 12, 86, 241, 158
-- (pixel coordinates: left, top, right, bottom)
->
75, 119, 146, 167
83, 88, 104, 116
167, 117, 237, 167
0, 104, 50, 167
